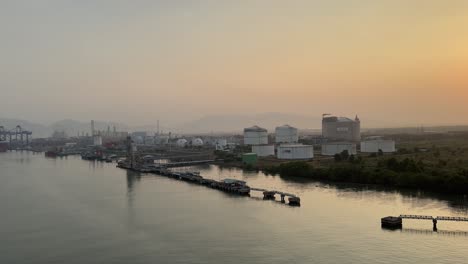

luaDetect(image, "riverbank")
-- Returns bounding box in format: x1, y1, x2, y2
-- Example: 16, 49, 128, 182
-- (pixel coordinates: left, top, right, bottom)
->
216, 134, 468, 195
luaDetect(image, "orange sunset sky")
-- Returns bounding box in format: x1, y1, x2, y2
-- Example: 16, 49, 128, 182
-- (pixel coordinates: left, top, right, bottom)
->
1, 1, 467, 128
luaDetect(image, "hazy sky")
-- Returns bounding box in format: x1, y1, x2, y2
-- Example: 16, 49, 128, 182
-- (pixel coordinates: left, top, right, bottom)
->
1, 1, 467, 127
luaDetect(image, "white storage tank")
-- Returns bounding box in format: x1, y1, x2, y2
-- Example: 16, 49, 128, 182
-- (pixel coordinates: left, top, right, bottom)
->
244, 125, 268, 145
321, 142, 357, 156
275, 125, 299, 144
176, 138, 188, 147
277, 144, 314, 160
360, 137, 396, 153
252, 145, 275, 157
191, 138, 204, 147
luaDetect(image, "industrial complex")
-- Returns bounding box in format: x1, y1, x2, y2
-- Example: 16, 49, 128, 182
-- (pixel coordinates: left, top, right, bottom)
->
0, 113, 397, 167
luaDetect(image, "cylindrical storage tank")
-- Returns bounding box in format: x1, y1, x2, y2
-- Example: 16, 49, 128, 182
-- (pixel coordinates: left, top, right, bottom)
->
277, 144, 314, 160
176, 138, 188, 147
275, 125, 299, 144
252, 145, 275, 157
360, 140, 395, 153
244, 126, 268, 145
191, 138, 204, 146
321, 142, 357, 156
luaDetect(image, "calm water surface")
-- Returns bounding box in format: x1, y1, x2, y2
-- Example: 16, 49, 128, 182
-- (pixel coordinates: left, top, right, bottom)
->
2, 151, 468, 263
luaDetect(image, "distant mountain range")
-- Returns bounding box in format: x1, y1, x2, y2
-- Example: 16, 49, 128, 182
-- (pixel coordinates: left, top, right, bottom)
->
0, 113, 322, 138
3, 113, 467, 138
174, 112, 322, 133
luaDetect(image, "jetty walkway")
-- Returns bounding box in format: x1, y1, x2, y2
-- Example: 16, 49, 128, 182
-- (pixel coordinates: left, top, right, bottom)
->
117, 162, 301, 206
382, 214, 468, 230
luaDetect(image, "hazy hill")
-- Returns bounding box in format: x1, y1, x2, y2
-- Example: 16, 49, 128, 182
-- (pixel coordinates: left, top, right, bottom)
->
174, 112, 322, 133
0, 118, 130, 138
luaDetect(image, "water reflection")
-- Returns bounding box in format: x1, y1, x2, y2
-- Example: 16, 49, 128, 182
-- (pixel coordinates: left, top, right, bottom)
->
126, 170, 141, 198
383, 227, 468, 237
158, 164, 468, 213
10, 150, 32, 164
273, 173, 468, 214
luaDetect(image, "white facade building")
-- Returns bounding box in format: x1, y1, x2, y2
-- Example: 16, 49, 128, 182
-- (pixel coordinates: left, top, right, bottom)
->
360, 137, 396, 153
321, 142, 357, 156
252, 145, 275, 157
244, 126, 268, 145
275, 125, 299, 144
277, 144, 314, 160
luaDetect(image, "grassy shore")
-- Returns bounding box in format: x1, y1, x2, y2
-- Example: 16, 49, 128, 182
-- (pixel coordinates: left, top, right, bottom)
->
218, 133, 468, 194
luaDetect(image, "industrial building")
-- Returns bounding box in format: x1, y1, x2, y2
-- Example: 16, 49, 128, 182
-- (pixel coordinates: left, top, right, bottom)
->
360, 136, 396, 153
252, 145, 275, 157
322, 115, 360, 142
321, 142, 357, 156
275, 125, 299, 144
244, 126, 268, 145
277, 144, 314, 160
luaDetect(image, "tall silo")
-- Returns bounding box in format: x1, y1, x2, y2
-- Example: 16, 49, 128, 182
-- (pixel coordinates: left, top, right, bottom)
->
275, 125, 299, 144
243, 126, 268, 145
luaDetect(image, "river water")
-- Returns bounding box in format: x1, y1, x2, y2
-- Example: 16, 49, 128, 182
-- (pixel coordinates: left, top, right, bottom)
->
2, 151, 468, 264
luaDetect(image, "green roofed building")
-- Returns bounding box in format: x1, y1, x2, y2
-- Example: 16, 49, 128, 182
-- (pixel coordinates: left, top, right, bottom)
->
242, 153, 257, 165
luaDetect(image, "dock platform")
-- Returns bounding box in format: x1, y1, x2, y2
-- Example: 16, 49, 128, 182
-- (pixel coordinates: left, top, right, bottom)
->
116, 162, 301, 206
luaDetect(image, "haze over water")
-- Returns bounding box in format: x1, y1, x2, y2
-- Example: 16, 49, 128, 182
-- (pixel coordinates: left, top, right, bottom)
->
2, 151, 468, 264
